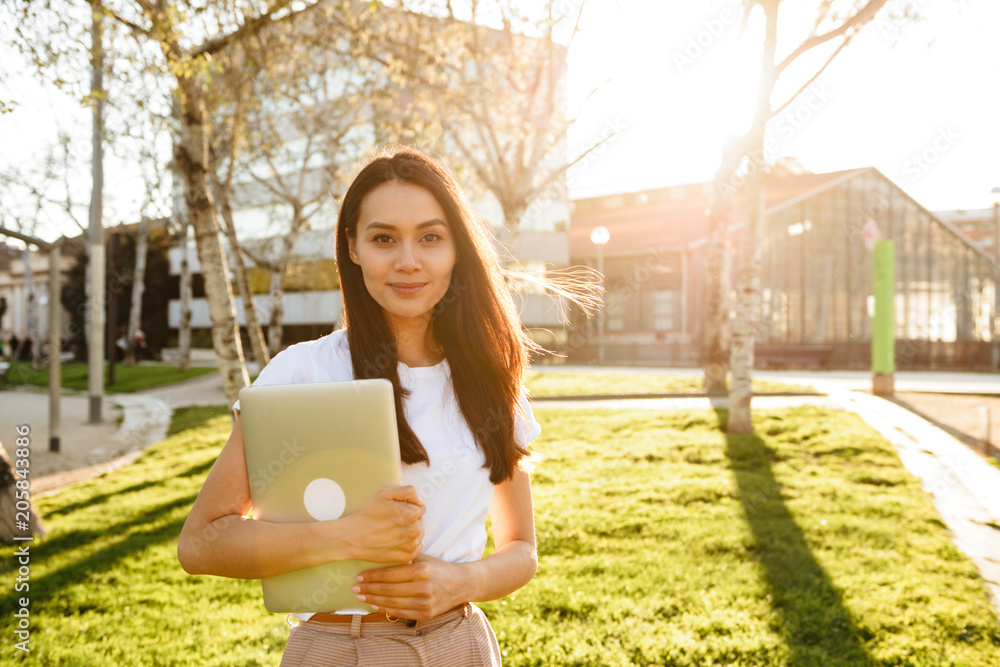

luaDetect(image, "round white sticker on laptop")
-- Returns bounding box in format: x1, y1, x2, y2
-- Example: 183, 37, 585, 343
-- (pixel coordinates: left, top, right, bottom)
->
303, 478, 347, 521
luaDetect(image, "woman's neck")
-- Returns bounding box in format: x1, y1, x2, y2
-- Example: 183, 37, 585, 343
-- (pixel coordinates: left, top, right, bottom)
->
387, 314, 443, 368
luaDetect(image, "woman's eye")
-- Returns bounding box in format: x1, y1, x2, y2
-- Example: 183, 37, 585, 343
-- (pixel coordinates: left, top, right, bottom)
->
373, 234, 394, 245
423, 233, 442, 243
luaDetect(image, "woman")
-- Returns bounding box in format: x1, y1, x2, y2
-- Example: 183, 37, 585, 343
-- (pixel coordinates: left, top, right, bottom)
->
178, 146, 562, 665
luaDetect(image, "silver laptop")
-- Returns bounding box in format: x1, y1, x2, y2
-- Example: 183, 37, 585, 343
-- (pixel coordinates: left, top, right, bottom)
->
238, 379, 402, 613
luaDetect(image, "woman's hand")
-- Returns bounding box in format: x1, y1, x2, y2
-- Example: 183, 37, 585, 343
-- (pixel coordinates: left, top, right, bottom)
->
352, 554, 468, 620
350, 467, 538, 620
339, 485, 426, 564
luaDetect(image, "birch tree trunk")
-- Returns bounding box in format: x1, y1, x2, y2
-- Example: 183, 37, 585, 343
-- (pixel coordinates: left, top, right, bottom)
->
174, 75, 248, 407
503, 206, 525, 261
500, 206, 526, 275
213, 173, 270, 369
125, 215, 149, 366
728, 2, 779, 434
87, 0, 105, 421
702, 142, 741, 393
267, 266, 285, 357
702, 215, 731, 392
266, 222, 306, 357
84, 252, 92, 360
177, 214, 193, 372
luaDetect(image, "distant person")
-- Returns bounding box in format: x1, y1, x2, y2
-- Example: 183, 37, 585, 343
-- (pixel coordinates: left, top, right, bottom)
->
134, 327, 147, 361
115, 325, 127, 362
177, 146, 600, 666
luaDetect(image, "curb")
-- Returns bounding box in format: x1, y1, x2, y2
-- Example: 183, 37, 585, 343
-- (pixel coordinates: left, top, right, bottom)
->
530, 391, 824, 401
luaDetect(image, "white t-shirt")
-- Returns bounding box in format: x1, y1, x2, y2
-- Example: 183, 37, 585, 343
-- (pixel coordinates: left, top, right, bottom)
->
232, 328, 542, 616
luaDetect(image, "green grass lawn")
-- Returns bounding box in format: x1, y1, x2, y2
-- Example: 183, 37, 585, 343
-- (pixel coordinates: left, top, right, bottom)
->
526, 370, 820, 397
2, 361, 216, 393
2, 405, 997, 665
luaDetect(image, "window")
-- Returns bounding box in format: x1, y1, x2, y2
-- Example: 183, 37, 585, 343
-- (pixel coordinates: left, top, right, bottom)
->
651, 290, 676, 331
605, 291, 628, 331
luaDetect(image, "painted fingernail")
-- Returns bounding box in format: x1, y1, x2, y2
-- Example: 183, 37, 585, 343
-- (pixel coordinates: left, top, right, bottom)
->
370, 605, 379, 611
351, 586, 360, 593
356, 595, 366, 602
356, 575, 364, 582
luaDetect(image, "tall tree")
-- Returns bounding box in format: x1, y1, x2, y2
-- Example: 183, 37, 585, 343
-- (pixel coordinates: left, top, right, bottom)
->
204, 52, 270, 369
94, 0, 340, 407
5, 0, 174, 415
122, 112, 174, 366
87, 1, 107, 419
234, 18, 367, 354
723, 0, 891, 433
176, 213, 194, 371
124, 215, 150, 365
355, 1, 612, 261
702, 137, 742, 393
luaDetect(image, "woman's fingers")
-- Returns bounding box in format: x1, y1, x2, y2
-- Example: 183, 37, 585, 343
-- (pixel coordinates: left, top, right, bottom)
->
345, 486, 426, 562
354, 563, 426, 607
357, 562, 424, 584
356, 586, 434, 618
353, 580, 426, 600
379, 485, 425, 507
352, 556, 458, 620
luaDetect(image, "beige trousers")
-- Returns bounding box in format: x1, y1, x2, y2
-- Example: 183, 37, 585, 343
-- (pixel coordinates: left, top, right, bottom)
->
278, 603, 502, 666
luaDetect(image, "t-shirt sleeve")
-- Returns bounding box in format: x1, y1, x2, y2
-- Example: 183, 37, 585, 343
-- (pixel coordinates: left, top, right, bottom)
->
231, 347, 310, 413
513, 389, 542, 449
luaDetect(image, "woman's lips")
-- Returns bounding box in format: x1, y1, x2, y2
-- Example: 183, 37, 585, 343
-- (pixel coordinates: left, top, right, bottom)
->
391, 283, 426, 295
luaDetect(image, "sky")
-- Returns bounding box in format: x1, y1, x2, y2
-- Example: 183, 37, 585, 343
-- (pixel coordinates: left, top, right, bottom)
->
2, 0, 1000, 244
564, 0, 1000, 211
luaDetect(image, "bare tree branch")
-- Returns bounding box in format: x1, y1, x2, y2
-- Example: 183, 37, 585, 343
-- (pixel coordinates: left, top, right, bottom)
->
523, 130, 617, 204
189, 0, 327, 58
768, 30, 853, 119
774, 0, 888, 75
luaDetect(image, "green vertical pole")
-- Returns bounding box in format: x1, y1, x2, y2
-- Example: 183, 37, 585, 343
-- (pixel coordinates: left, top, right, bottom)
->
872, 240, 895, 395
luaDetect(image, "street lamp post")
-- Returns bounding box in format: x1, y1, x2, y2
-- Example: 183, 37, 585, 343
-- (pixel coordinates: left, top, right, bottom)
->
991, 188, 1000, 370
590, 226, 610, 364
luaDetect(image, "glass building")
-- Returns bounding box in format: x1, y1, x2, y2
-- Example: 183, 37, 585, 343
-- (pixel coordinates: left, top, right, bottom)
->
568, 167, 999, 370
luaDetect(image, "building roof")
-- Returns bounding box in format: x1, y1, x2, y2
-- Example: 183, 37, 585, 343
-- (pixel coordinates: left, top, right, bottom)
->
935, 208, 998, 254
568, 167, 866, 259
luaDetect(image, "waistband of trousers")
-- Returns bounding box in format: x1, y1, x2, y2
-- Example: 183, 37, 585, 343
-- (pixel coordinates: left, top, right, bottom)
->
297, 603, 472, 631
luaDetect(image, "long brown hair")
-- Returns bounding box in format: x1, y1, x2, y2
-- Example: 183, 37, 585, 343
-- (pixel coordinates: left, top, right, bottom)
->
336, 146, 533, 483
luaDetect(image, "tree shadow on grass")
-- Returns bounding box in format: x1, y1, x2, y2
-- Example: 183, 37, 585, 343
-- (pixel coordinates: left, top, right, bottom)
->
43, 458, 214, 519
715, 408, 874, 667
0, 492, 197, 612
0, 513, 190, 618
167, 405, 231, 437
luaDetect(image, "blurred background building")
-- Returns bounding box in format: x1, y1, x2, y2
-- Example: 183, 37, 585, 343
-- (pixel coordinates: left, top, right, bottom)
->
935, 208, 999, 259
569, 165, 999, 370
0, 242, 74, 358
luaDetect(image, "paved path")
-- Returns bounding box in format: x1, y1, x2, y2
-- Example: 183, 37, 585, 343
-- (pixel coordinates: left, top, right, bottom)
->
533, 395, 842, 411
549, 365, 1000, 394
1, 371, 231, 494
0, 391, 123, 480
